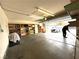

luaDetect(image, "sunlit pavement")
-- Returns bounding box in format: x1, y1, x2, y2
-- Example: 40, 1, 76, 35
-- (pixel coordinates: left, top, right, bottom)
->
44, 27, 76, 46
5, 27, 79, 59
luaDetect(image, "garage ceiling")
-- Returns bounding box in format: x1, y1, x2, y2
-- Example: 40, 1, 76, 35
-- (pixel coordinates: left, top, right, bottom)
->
1, 0, 71, 22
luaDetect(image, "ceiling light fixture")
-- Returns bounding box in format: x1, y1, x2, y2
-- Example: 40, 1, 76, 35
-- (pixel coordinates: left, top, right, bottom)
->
35, 7, 54, 16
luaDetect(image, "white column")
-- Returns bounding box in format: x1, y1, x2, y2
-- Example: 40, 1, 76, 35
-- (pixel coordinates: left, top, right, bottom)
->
35, 24, 38, 33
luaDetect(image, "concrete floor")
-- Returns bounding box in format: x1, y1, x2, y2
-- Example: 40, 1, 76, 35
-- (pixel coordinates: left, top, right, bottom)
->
5, 27, 79, 59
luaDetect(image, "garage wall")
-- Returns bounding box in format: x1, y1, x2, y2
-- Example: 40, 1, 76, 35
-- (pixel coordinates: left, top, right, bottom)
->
0, 6, 9, 59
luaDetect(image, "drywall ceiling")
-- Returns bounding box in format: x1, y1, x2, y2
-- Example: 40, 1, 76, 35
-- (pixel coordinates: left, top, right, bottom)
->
1, 0, 71, 23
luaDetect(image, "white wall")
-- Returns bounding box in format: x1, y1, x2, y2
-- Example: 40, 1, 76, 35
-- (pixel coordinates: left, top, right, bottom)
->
8, 19, 40, 24
0, 6, 9, 59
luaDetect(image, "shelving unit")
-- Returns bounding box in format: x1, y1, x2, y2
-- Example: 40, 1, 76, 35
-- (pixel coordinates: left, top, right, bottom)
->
9, 24, 30, 37
8, 24, 21, 36
8, 24, 40, 36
